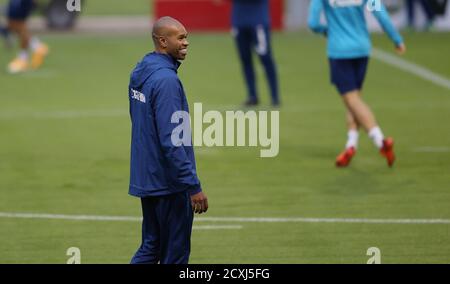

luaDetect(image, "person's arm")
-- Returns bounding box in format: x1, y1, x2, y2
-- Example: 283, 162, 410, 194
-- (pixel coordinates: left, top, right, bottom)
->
308, 0, 327, 36
371, 2, 406, 54
153, 76, 208, 213
153, 76, 201, 195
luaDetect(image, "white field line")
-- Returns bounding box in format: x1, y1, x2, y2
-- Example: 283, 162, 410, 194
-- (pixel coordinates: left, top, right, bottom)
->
372, 47, 450, 91
193, 225, 243, 230
196, 217, 450, 224
0, 212, 242, 230
0, 109, 126, 120
0, 212, 140, 221
1, 212, 449, 225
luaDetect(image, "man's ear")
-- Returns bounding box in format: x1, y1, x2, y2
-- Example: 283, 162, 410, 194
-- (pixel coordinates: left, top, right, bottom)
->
159, 36, 168, 48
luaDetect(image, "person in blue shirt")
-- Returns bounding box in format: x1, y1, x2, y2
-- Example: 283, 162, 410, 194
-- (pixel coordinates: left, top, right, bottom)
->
231, 0, 280, 106
128, 16, 208, 264
308, 0, 406, 167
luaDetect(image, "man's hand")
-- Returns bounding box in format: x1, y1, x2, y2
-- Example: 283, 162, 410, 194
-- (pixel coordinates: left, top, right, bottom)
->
396, 43, 406, 55
191, 192, 208, 214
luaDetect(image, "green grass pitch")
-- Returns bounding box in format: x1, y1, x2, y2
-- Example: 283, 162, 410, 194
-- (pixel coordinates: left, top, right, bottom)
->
0, 31, 450, 263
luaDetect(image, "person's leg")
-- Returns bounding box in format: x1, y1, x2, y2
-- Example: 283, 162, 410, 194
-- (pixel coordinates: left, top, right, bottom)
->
342, 93, 395, 167
7, 0, 48, 73
345, 110, 360, 149
7, 0, 33, 49
331, 57, 395, 167
130, 197, 160, 264
158, 191, 193, 264
0, 21, 13, 48
0, 25, 10, 38
419, 0, 436, 29
342, 90, 395, 167
7, 0, 45, 72
335, 109, 360, 167
30, 35, 49, 69
341, 90, 377, 133
6, 19, 29, 73
344, 59, 369, 149
420, 0, 435, 21
253, 25, 280, 106
406, 0, 415, 28
349, 57, 386, 150
8, 19, 29, 49
342, 90, 387, 150
340, 90, 396, 166
233, 27, 258, 105
8, 19, 46, 56
329, 58, 363, 155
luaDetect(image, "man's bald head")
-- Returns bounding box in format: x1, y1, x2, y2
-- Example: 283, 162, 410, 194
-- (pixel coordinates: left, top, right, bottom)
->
152, 17, 185, 46
151, 16, 189, 60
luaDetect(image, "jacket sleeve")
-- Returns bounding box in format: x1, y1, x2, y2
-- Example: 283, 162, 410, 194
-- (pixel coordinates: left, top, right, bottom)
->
153, 76, 202, 195
371, 2, 404, 46
308, 0, 328, 36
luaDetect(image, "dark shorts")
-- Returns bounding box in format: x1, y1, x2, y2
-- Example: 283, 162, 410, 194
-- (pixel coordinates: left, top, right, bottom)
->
329, 57, 369, 95
7, 0, 35, 20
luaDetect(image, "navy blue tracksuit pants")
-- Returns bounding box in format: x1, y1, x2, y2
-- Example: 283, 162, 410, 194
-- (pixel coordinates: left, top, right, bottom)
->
233, 25, 279, 104
406, 0, 436, 26
131, 191, 193, 264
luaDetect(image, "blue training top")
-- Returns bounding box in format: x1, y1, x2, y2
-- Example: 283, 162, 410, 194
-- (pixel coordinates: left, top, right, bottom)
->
231, 0, 270, 28
308, 0, 404, 59
128, 52, 202, 197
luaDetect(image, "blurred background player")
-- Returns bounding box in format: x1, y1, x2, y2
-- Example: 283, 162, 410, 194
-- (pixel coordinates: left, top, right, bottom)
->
6, 0, 49, 73
0, 3, 12, 48
0, 24, 11, 46
406, 0, 436, 31
308, 0, 406, 168
230, 0, 280, 106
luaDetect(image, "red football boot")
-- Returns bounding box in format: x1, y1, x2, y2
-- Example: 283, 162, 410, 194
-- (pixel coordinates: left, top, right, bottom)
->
336, 147, 356, 167
380, 137, 395, 167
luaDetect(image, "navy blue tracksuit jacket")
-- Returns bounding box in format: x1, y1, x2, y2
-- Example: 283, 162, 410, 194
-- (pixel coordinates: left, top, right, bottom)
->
128, 52, 200, 264
232, 0, 270, 28
128, 52, 202, 197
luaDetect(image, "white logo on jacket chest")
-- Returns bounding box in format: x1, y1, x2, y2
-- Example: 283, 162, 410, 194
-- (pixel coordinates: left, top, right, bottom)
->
329, 0, 363, 7
131, 89, 146, 103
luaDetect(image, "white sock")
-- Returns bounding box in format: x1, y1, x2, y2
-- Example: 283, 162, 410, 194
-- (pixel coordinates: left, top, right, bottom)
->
30, 37, 42, 52
368, 126, 384, 149
18, 50, 29, 61
345, 129, 359, 149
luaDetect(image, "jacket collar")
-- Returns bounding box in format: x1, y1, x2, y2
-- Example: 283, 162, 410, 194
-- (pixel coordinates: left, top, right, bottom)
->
153, 52, 181, 71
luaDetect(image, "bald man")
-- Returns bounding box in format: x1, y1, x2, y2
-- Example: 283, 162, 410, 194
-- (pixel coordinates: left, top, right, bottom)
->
128, 17, 208, 264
